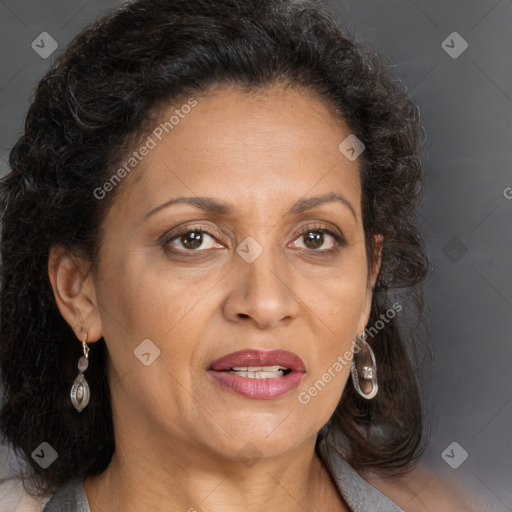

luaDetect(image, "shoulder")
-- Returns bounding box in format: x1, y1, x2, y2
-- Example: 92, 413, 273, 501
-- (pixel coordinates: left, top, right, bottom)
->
362, 464, 475, 512
0, 477, 51, 512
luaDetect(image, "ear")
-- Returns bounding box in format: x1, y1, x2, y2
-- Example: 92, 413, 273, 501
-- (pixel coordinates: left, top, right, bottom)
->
47, 244, 103, 343
358, 234, 384, 333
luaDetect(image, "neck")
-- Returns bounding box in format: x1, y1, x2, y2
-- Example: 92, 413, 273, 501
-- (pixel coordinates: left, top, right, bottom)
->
83, 430, 346, 511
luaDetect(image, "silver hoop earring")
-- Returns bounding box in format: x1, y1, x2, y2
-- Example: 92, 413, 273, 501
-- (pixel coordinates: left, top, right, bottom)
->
350, 331, 378, 399
70, 331, 91, 412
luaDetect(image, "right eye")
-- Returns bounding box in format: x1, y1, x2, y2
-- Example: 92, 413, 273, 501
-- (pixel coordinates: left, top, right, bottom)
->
163, 227, 225, 254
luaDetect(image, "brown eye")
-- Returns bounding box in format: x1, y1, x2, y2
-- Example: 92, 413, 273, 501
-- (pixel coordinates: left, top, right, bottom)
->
290, 226, 344, 253
165, 229, 222, 253
179, 231, 204, 250
302, 231, 324, 250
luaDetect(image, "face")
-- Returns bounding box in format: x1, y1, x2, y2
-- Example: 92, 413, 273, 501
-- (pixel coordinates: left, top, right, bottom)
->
67, 86, 380, 462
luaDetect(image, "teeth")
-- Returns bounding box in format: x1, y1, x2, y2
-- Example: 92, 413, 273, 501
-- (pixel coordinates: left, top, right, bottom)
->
226, 365, 290, 378
231, 366, 288, 371
228, 370, 285, 379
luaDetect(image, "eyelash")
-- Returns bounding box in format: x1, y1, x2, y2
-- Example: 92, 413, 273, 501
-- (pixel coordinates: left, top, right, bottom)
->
162, 223, 346, 256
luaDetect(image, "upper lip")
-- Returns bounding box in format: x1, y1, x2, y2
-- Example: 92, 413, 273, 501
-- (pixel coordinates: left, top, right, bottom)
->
209, 349, 306, 372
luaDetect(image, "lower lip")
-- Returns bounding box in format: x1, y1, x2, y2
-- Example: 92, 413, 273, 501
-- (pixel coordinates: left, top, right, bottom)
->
207, 370, 305, 399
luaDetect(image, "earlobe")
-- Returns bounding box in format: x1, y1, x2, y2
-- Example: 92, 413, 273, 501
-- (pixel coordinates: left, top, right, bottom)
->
47, 244, 103, 343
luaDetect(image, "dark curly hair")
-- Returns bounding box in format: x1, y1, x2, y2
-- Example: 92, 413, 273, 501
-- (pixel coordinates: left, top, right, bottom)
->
0, 0, 430, 497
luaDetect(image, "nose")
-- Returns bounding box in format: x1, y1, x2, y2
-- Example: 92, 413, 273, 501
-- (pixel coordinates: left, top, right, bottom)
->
222, 241, 301, 330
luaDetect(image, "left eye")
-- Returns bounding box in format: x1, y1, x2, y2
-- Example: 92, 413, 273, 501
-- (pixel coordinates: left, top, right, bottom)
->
290, 227, 342, 252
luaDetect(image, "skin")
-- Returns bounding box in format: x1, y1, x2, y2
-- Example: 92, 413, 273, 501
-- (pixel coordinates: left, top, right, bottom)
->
48, 86, 383, 511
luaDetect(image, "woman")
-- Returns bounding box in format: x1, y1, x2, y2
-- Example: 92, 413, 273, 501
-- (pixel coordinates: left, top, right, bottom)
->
0, 0, 469, 510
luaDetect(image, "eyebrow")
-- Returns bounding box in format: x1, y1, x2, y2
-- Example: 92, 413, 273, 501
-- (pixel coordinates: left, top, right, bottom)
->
143, 191, 357, 220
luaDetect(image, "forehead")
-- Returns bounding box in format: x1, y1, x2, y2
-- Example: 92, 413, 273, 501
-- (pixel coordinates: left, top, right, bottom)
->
105, 86, 362, 221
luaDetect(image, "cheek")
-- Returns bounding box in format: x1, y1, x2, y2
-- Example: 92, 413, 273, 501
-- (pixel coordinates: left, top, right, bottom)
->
296, 279, 367, 419
311, 262, 368, 335
94, 249, 213, 374
95, 245, 176, 334
93, 256, 209, 418
301, 255, 369, 383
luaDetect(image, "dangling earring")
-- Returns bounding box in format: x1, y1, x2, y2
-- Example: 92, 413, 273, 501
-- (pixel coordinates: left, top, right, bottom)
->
350, 331, 378, 399
70, 330, 91, 412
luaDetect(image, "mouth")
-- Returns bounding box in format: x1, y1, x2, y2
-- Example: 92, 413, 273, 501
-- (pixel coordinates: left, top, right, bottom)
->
208, 349, 306, 399
225, 365, 293, 378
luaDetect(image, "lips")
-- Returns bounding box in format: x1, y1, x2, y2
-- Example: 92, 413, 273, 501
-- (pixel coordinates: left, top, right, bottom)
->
209, 349, 306, 373
208, 349, 306, 399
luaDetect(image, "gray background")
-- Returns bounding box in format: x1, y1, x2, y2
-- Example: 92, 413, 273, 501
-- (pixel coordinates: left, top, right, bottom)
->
0, 0, 511, 510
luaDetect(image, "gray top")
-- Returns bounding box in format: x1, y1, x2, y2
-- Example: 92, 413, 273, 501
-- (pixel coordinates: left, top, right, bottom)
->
42, 440, 403, 511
